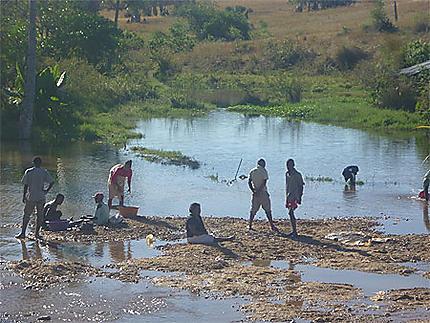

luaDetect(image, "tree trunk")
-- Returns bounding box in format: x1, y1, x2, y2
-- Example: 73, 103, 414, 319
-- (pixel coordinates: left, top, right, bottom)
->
114, 0, 120, 26
19, 0, 37, 140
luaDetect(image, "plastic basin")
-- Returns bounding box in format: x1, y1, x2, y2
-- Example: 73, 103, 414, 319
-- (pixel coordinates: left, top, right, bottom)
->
118, 206, 139, 217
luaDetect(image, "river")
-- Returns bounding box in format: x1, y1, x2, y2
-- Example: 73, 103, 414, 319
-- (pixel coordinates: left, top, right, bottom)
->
1, 110, 429, 321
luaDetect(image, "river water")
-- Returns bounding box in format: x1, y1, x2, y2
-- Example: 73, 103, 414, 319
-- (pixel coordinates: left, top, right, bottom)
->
1, 110, 429, 321
1, 110, 430, 235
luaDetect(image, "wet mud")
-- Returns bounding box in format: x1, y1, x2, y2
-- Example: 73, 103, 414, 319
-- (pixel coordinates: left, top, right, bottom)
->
5, 216, 430, 322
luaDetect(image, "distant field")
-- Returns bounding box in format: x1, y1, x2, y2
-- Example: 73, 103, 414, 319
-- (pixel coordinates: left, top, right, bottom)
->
101, 0, 429, 56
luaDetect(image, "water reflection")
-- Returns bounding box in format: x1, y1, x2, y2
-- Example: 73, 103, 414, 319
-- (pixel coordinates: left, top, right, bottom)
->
109, 240, 126, 263
2, 111, 430, 235
20, 240, 42, 260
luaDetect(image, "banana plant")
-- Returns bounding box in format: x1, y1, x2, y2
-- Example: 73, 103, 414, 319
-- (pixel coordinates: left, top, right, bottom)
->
7, 62, 66, 106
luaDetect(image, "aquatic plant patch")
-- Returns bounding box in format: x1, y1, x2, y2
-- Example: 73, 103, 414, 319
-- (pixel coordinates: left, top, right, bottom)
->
131, 146, 200, 169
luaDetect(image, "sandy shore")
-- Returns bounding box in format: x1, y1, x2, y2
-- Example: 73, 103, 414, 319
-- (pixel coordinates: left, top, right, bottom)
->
6, 215, 430, 322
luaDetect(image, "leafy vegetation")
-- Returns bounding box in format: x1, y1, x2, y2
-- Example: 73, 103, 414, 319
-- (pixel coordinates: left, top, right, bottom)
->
1, 0, 429, 146
130, 146, 200, 169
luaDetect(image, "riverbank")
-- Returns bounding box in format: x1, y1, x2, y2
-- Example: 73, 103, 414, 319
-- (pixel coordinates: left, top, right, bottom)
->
227, 94, 425, 131
4, 215, 430, 322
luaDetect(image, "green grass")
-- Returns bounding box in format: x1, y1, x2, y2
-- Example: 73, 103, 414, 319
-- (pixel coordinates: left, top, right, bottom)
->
227, 95, 423, 131
306, 176, 334, 182
130, 146, 200, 169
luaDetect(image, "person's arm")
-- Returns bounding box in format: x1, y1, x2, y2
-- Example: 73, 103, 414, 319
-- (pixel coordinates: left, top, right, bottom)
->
297, 174, 304, 204
44, 181, 54, 195
248, 178, 255, 193
285, 173, 289, 205
127, 170, 132, 193
43, 203, 49, 217
23, 184, 28, 204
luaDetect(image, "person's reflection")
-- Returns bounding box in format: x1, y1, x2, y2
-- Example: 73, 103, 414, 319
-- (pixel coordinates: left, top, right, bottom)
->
343, 184, 357, 201
424, 202, 430, 232
252, 259, 271, 267
109, 241, 125, 263
20, 240, 42, 260
94, 242, 104, 257
284, 261, 304, 310
126, 241, 132, 260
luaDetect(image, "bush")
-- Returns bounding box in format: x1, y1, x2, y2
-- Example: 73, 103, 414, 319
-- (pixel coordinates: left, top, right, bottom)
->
402, 39, 430, 68
335, 46, 368, 70
377, 76, 417, 112
176, 1, 251, 41
412, 13, 430, 33
264, 39, 315, 70
268, 74, 303, 103
371, 0, 397, 33
39, 1, 123, 72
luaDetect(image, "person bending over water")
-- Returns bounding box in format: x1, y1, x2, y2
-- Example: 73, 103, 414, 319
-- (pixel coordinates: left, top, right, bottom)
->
186, 203, 234, 245
342, 165, 359, 185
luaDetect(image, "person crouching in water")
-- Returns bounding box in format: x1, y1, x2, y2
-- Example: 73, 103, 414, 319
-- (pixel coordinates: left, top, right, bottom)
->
285, 159, 304, 237
186, 203, 234, 245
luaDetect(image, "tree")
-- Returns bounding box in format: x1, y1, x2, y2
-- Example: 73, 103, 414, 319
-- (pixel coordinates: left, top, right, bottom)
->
19, 0, 36, 140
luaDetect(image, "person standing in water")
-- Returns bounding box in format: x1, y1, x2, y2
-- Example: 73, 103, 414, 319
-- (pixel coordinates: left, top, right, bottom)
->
285, 159, 304, 237
248, 158, 278, 231
108, 160, 132, 209
16, 157, 54, 239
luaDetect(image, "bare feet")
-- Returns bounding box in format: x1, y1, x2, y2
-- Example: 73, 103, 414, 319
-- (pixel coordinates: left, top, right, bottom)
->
271, 225, 279, 232
15, 233, 25, 239
248, 226, 256, 231
35, 234, 43, 240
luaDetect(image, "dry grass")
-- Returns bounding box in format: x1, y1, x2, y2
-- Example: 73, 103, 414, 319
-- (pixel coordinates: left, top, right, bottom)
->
101, 0, 428, 57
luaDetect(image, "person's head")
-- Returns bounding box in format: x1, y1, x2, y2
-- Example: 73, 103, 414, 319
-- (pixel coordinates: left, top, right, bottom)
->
257, 158, 266, 168
189, 202, 201, 216
33, 156, 42, 167
92, 192, 104, 203
286, 159, 295, 171
55, 193, 65, 205
124, 160, 132, 170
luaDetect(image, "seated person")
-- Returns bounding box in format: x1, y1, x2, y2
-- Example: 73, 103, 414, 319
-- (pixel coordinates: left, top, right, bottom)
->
68, 192, 110, 228
43, 194, 64, 228
342, 165, 359, 184
186, 203, 234, 245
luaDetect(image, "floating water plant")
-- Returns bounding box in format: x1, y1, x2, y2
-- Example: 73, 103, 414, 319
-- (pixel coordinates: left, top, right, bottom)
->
131, 146, 200, 169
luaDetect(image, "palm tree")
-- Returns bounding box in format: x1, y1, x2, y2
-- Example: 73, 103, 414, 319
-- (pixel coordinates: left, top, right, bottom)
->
19, 0, 36, 140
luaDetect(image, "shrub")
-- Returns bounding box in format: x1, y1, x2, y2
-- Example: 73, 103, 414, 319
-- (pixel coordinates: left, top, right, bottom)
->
412, 13, 430, 33
377, 76, 417, 112
402, 39, 430, 68
264, 39, 315, 70
176, 1, 251, 41
371, 0, 397, 33
39, 1, 123, 71
335, 46, 368, 70
268, 74, 303, 103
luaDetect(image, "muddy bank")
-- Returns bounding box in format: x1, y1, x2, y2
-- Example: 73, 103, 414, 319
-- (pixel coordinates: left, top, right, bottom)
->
8, 216, 430, 322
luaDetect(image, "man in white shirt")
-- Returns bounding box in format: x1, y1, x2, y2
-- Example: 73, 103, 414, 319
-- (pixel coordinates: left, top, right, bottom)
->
16, 157, 54, 239
248, 158, 277, 231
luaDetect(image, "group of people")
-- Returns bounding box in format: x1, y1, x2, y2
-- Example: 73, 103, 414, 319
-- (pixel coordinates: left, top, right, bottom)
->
186, 158, 305, 245
15, 157, 131, 240
15, 155, 429, 243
